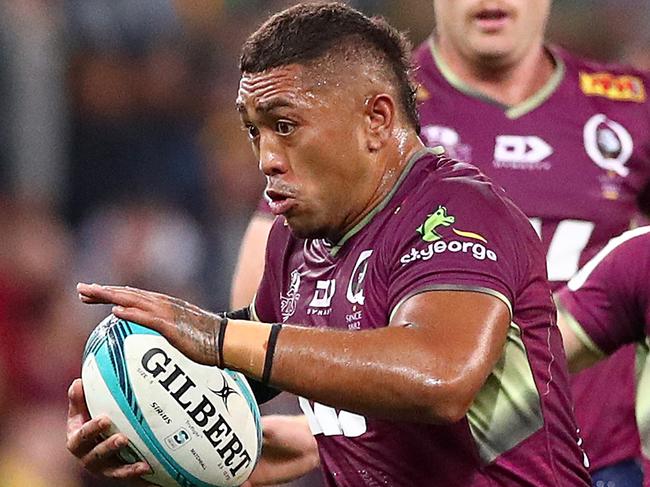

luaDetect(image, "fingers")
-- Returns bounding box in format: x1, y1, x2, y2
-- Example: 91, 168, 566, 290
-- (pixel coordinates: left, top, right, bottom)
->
77, 283, 155, 308
67, 414, 112, 457
102, 462, 152, 481
67, 379, 90, 425
78, 433, 151, 480
79, 432, 127, 471
111, 306, 164, 332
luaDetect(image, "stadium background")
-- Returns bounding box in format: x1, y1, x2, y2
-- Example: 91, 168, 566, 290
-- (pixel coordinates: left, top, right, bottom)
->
0, 0, 648, 486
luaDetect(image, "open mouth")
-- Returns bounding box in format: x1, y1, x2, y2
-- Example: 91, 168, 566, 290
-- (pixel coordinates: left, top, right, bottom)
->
474, 8, 511, 31
476, 9, 508, 21
265, 188, 297, 216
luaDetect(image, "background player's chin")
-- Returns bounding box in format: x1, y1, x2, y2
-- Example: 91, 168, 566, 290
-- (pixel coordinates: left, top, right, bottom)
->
471, 38, 517, 64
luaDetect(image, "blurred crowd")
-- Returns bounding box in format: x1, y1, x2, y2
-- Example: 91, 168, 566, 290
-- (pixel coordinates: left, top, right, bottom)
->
0, 0, 648, 486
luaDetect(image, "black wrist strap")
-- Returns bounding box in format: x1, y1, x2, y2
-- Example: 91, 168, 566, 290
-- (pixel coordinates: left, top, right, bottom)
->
217, 316, 229, 369
262, 323, 283, 385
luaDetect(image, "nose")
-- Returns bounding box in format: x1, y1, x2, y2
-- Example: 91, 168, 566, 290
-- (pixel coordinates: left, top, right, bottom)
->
259, 134, 289, 177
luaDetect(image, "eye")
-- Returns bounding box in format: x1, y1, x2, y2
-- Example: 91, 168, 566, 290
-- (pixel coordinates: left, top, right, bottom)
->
245, 124, 259, 140
276, 120, 295, 136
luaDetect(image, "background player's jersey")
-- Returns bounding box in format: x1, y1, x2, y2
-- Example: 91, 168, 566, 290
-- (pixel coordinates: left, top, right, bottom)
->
414, 40, 650, 472
556, 227, 650, 466
254, 150, 590, 487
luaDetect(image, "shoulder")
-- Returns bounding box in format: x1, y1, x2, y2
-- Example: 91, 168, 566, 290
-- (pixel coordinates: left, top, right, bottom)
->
553, 45, 649, 105
393, 152, 536, 250
403, 153, 513, 217
568, 226, 650, 291
265, 217, 297, 262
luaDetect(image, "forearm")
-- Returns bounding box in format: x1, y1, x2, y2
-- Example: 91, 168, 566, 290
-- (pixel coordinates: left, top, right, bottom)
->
224, 320, 478, 423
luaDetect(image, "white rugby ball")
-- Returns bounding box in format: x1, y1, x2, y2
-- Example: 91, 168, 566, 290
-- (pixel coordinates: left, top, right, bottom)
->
81, 314, 261, 487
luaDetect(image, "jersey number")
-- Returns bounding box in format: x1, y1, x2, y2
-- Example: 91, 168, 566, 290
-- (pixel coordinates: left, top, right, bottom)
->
298, 397, 367, 438
528, 218, 595, 281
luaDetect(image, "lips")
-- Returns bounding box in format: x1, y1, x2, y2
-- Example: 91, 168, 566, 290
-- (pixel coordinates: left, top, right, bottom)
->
473, 8, 511, 32
265, 188, 297, 216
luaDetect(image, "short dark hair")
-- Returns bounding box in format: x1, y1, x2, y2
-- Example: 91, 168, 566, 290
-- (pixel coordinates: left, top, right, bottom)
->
240, 2, 419, 131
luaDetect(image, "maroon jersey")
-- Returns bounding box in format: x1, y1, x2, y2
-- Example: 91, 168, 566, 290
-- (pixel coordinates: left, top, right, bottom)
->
253, 150, 590, 486
556, 227, 650, 485
556, 226, 650, 356
414, 39, 650, 471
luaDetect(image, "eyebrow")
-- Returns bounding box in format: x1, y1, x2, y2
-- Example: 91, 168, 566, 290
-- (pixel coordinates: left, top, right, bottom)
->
236, 98, 295, 115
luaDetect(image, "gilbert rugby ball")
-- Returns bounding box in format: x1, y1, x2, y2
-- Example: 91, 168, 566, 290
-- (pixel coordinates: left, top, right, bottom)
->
81, 314, 261, 487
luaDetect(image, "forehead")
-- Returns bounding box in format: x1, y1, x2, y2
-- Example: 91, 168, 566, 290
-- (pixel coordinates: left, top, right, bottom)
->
237, 64, 316, 112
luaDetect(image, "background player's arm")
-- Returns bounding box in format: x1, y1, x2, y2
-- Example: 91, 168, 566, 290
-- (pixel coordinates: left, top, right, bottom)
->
230, 213, 319, 485
555, 303, 606, 373
555, 229, 650, 373
230, 212, 274, 309
78, 284, 511, 424
241, 415, 319, 487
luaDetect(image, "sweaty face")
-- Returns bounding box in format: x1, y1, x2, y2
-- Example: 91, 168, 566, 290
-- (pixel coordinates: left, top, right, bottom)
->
433, 0, 551, 63
236, 64, 376, 241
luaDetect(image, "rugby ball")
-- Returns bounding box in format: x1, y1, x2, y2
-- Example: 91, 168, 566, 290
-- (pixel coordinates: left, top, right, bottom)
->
81, 314, 261, 487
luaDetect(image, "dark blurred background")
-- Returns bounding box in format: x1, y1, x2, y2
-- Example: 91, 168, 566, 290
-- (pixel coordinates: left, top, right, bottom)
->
0, 0, 648, 486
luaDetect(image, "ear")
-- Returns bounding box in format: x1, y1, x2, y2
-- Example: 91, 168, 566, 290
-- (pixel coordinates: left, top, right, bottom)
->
364, 93, 396, 152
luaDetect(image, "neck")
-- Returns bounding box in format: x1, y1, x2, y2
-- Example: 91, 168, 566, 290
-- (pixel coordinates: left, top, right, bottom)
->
330, 134, 426, 244
434, 39, 555, 106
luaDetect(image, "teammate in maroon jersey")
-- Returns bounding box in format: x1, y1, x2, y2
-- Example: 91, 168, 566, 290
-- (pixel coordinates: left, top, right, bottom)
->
232, 1, 650, 485
555, 227, 650, 483
414, 2, 650, 485
66, 4, 591, 486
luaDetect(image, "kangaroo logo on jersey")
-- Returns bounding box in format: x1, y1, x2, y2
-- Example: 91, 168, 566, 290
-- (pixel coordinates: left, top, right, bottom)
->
417, 205, 455, 242
583, 114, 633, 177
493, 135, 553, 170
280, 269, 301, 322
402, 206, 496, 265
580, 72, 646, 103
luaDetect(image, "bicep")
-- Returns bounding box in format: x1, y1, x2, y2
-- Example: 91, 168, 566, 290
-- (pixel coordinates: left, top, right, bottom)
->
390, 290, 511, 393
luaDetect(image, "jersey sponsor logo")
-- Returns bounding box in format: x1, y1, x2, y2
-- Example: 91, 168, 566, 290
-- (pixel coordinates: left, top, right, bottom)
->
583, 113, 633, 178
309, 279, 336, 308
416, 205, 455, 242
307, 279, 336, 316
280, 269, 301, 322
401, 206, 497, 265
580, 72, 646, 102
421, 125, 473, 162
493, 135, 553, 170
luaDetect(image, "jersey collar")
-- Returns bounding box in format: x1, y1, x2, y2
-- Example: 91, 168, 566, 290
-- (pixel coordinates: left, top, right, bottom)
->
328, 146, 442, 257
428, 38, 565, 119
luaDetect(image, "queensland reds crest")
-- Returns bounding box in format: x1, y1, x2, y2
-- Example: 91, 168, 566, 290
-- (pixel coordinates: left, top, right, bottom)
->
347, 250, 373, 305
583, 114, 633, 177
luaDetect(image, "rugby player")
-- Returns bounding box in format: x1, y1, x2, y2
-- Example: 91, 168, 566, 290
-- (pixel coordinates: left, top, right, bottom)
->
234, 1, 650, 484
67, 3, 591, 486
556, 227, 650, 484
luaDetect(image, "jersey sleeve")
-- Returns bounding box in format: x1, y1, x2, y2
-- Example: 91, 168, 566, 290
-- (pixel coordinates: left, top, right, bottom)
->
386, 179, 530, 319
555, 228, 650, 355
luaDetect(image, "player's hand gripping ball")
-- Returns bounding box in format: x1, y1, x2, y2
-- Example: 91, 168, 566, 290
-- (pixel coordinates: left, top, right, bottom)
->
81, 315, 262, 487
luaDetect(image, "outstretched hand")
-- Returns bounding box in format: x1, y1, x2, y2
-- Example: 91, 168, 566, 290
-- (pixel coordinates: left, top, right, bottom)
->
77, 283, 222, 366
